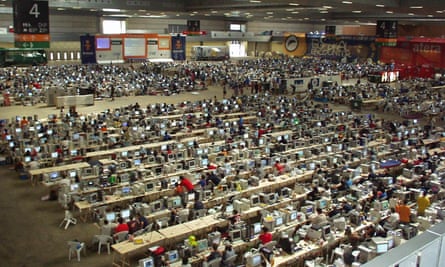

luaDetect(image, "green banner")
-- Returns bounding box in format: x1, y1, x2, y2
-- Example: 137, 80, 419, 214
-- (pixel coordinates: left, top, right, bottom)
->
15, 41, 50, 48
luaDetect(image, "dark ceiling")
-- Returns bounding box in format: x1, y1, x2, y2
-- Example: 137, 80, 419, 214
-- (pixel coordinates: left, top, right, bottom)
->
1, 0, 444, 25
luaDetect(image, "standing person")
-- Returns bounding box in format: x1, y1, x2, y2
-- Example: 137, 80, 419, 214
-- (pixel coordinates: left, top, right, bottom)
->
417, 191, 430, 217
179, 175, 195, 193
396, 200, 411, 224
110, 84, 115, 101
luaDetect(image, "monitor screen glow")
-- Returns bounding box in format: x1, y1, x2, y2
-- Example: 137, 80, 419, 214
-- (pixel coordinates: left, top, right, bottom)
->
106, 212, 116, 222
121, 209, 130, 218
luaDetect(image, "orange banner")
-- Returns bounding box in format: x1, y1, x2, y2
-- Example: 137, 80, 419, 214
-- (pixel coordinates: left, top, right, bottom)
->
14, 34, 50, 42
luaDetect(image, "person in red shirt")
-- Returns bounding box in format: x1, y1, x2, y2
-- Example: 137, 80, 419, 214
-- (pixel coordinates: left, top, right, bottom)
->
179, 175, 195, 192
115, 217, 129, 234
274, 160, 285, 175
259, 227, 273, 244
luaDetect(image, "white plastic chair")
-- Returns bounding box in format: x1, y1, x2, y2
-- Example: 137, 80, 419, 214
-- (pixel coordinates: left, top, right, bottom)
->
67, 241, 85, 261
59, 210, 77, 230
95, 234, 113, 254
113, 230, 129, 243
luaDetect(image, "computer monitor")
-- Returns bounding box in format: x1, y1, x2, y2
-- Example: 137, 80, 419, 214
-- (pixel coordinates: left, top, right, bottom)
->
168, 196, 182, 208
280, 187, 292, 198
134, 159, 141, 166
50, 172, 59, 180
381, 200, 390, 211
24, 156, 32, 163
188, 160, 196, 169
121, 151, 128, 158
146, 182, 155, 192
322, 225, 331, 239
317, 198, 328, 210
176, 151, 184, 160
120, 209, 130, 219
229, 229, 242, 242
197, 239, 208, 252
288, 210, 298, 222
167, 250, 179, 263
275, 216, 284, 227
187, 192, 195, 202
122, 187, 131, 195
251, 222, 262, 237
106, 212, 116, 222
147, 156, 155, 164
83, 168, 93, 176
69, 170, 77, 178
247, 253, 262, 267
375, 241, 388, 254
201, 158, 209, 167
333, 217, 346, 232
51, 152, 58, 159
138, 256, 154, 266
87, 192, 98, 203
301, 205, 314, 216
386, 236, 395, 249
250, 195, 260, 206
70, 150, 78, 156
70, 183, 79, 192
151, 200, 162, 212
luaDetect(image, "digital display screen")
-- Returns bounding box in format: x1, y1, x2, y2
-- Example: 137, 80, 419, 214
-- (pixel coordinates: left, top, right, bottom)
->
96, 37, 111, 49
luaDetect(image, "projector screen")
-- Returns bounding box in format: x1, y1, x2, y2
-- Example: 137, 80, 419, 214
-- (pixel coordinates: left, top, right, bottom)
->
124, 38, 145, 57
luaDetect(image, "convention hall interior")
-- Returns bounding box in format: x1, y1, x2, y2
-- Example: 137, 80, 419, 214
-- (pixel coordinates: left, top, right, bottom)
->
0, 0, 445, 267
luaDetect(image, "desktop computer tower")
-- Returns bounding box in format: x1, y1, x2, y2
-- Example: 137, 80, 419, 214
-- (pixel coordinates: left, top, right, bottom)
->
279, 237, 295, 254
401, 224, 418, 240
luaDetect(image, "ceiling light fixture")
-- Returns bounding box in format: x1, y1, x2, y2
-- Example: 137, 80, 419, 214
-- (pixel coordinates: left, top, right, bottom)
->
289, 3, 300, 6
386, 11, 394, 14
102, 8, 121, 12
409, 6, 423, 9
376, 4, 385, 7
352, 10, 362, 13
342, 1, 352, 4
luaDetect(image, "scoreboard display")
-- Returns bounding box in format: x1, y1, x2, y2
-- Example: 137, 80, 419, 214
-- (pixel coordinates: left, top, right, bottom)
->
13, 0, 49, 34
376, 20, 397, 39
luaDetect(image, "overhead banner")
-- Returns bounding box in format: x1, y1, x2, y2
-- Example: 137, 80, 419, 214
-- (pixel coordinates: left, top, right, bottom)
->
80, 35, 96, 64
171, 35, 186, 60
306, 35, 377, 62
13, 0, 50, 48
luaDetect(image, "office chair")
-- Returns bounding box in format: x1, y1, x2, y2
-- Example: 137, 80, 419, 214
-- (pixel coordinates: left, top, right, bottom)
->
204, 257, 222, 267
94, 234, 113, 254
67, 240, 86, 261
261, 240, 277, 251
59, 210, 77, 230
223, 254, 238, 267
132, 228, 145, 236
113, 231, 129, 243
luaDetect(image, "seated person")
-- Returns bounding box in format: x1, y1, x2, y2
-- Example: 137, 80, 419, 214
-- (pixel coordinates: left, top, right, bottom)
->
204, 243, 221, 262
228, 210, 241, 225
193, 199, 204, 210
310, 208, 328, 229
101, 219, 117, 236
136, 213, 149, 229
115, 217, 129, 234
259, 226, 273, 245
222, 242, 236, 265
127, 216, 141, 234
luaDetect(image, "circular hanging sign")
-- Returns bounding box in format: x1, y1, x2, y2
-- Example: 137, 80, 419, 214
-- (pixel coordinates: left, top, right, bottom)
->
285, 35, 299, 52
